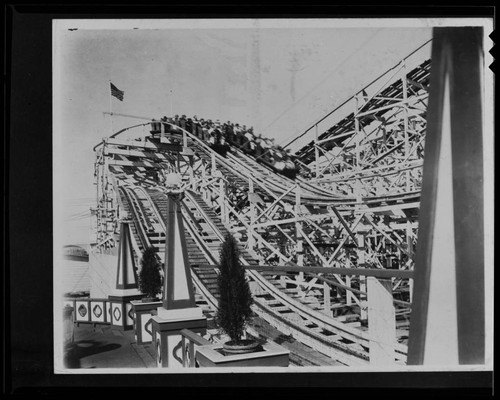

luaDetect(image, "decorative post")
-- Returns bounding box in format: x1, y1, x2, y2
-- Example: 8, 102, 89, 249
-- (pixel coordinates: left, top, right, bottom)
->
151, 181, 207, 368
108, 220, 143, 330
131, 298, 162, 345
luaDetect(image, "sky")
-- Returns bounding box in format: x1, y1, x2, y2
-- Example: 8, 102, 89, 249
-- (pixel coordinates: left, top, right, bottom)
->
52, 18, 487, 247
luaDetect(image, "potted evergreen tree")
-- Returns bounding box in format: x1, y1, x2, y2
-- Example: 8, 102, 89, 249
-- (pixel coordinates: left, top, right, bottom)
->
215, 233, 259, 354
138, 246, 163, 302
131, 247, 163, 344
195, 234, 290, 366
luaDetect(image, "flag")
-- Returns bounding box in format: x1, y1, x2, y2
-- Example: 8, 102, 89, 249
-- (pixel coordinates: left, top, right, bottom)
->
110, 82, 124, 101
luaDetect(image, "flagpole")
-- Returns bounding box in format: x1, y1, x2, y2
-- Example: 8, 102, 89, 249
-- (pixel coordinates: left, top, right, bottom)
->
108, 80, 114, 134
170, 89, 173, 116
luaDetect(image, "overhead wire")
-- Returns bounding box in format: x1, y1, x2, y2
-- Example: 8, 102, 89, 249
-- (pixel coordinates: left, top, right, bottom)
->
282, 37, 433, 151
260, 29, 384, 145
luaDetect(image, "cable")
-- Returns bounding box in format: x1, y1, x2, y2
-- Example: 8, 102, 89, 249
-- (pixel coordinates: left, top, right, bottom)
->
282, 37, 433, 151
261, 29, 383, 141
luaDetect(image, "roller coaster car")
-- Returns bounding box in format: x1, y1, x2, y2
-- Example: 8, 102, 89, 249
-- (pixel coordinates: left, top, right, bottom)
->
165, 124, 183, 136
280, 168, 299, 180
149, 121, 162, 134
150, 122, 183, 136
260, 158, 299, 180
210, 143, 231, 157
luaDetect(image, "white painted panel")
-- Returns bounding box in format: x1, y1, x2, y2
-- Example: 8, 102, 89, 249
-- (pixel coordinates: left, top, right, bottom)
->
112, 303, 123, 326
173, 211, 190, 301
75, 301, 89, 322
167, 334, 183, 368
140, 314, 153, 343
90, 301, 105, 323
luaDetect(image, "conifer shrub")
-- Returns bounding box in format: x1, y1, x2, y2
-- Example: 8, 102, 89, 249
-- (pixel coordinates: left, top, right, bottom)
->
138, 247, 163, 300
215, 234, 253, 344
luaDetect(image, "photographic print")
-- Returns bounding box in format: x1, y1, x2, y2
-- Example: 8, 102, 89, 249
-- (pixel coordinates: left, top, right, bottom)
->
51, 17, 494, 376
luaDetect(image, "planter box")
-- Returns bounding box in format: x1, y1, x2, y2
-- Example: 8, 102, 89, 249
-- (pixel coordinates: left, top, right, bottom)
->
195, 341, 290, 368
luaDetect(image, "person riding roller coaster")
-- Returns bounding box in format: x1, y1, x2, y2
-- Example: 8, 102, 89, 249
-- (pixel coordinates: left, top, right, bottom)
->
152, 113, 299, 179
150, 116, 183, 139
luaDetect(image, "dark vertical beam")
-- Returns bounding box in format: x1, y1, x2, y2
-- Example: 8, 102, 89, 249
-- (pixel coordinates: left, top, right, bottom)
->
407, 27, 485, 365
449, 27, 485, 364
406, 28, 447, 365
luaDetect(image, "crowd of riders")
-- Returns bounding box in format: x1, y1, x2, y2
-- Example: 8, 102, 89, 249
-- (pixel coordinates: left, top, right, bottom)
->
151, 114, 298, 178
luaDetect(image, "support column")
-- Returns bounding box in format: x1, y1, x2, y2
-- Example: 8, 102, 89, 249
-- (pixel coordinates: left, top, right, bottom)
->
367, 276, 396, 366
108, 220, 143, 331
131, 299, 162, 344
314, 124, 320, 178
188, 156, 194, 184
295, 190, 304, 291
219, 178, 227, 224
354, 94, 361, 169
401, 61, 411, 192
211, 152, 216, 174
248, 179, 256, 250
151, 190, 207, 368
406, 220, 414, 303
345, 275, 353, 306
323, 281, 331, 316
409, 278, 414, 303
357, 232, 368, 322
407, 28, 485, 366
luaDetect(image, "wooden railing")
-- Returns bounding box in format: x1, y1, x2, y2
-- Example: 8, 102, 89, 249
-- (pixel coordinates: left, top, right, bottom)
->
63, 297, 113, 326
180, 329, 212, 368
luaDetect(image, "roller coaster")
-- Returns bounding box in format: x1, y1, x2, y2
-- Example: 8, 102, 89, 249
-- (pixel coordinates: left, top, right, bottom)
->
90, 40, 435, 366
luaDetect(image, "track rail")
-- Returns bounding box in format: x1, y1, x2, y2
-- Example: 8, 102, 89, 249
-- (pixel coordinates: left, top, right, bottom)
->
183, 190, 407, 365
117, 186, 151, 253
187, 131, 420, 210
102, 121, 414, 366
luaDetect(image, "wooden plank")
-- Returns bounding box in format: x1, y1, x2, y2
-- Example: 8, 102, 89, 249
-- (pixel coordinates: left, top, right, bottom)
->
105, 147, 170, 160
108, 159, 162, 168
195, 263, 414, 279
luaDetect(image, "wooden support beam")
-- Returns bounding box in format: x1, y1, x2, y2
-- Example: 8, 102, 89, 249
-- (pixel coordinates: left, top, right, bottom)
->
194, 263, 414, 279
316, 160, 423, 183
367, 277, 396, 365
105, 147, 171, 160
366, 141, 405, 167
407, 78, 428, 92
107, 159, 163, 169
356, 94, 428, 118
316, 130, 356, 145
328, 205, 358, 246
323, 281, 331, 315
345, 276, 353, 305
407, 27, 485, 366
